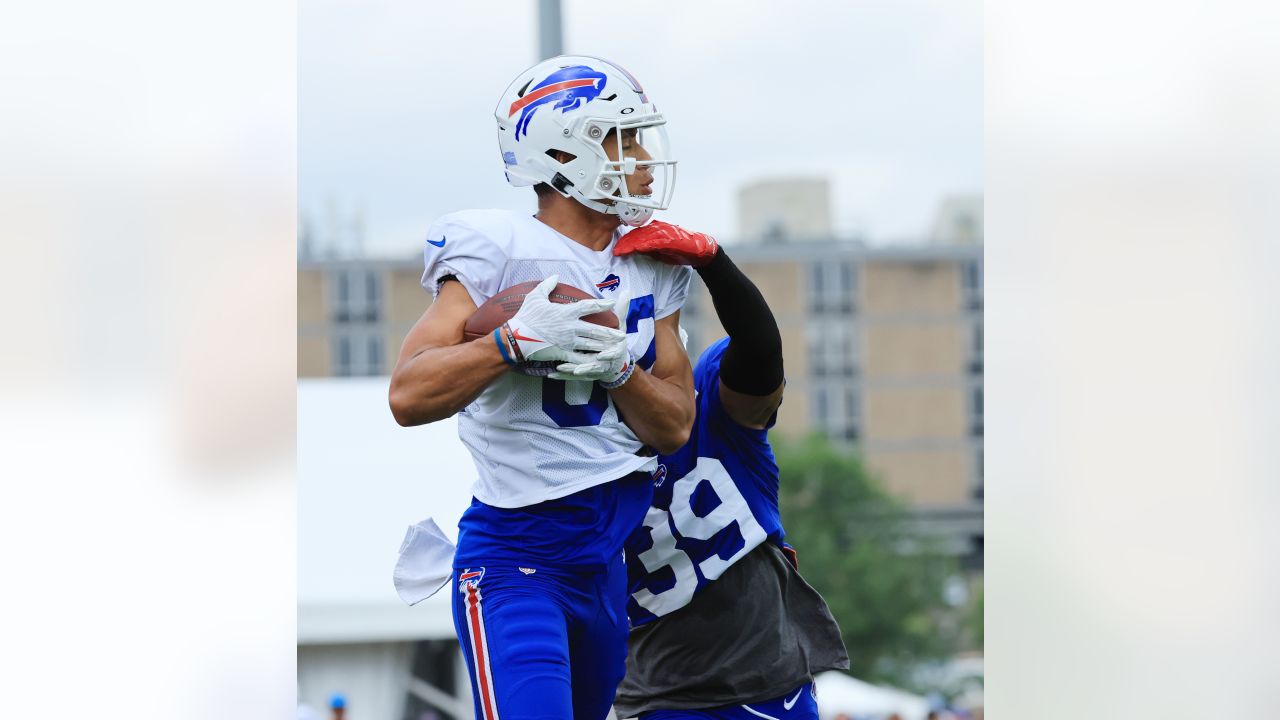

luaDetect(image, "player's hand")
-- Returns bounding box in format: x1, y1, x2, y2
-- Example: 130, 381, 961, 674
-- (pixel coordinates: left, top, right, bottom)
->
612, 220, 719, 267
548, 332, 633, 386
504, 275, 624, 364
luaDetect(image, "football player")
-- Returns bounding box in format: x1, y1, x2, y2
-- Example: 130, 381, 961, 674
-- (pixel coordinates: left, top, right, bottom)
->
612, 222, 850, 720
389, 57, 696, 720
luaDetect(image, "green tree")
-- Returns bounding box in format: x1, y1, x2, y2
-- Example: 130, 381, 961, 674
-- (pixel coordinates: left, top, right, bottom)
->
775, 433, 960, 689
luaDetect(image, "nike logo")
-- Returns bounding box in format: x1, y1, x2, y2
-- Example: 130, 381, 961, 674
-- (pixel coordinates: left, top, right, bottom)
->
782, 687, 804, 710
510, 329, 541, 343
427, 236, 446, 248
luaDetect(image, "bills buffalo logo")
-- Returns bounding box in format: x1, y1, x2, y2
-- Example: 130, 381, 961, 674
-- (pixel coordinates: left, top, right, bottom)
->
652, 463, 668, 488
596, 273, 621, 292
457, 567, 485, 592
509, 65, 608, 141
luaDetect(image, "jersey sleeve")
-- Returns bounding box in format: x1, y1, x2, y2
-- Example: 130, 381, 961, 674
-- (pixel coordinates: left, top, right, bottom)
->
654, 263, 693, 321
694, 338, 776, 441
420, 214, 508, 306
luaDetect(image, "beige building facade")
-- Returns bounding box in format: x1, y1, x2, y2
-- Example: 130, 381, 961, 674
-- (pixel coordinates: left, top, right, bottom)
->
298, 243, 983, 525
298, 259, 429, 380
677, 243, 983, 516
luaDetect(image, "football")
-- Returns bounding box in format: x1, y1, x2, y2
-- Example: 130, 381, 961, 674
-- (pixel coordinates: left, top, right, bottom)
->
464, 280, 620, 376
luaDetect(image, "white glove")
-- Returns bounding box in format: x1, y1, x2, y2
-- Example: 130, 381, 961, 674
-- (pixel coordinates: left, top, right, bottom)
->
504, 275, 624, 364
548, 333, 634, 386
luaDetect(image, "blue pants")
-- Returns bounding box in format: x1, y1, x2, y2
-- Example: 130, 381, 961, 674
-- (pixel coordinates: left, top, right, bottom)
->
639, 682, 819, 720
452, 559, 631, 720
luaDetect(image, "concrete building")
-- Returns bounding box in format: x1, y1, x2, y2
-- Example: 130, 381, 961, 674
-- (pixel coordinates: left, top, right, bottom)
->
931, 194, 984, 245
298, 258, 426, 378
297, 241, 983, 546
679, 242, 983, 519
736, 177, 833, 243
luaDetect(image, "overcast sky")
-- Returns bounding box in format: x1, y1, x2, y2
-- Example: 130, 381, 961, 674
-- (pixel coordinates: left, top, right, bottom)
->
300, 0, 982, 257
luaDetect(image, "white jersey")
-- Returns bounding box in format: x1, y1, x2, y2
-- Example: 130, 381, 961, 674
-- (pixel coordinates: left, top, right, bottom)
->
422, 209, 692, 509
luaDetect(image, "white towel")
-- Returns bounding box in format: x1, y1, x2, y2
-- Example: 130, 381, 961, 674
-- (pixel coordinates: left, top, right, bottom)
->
392, 517, 457, 605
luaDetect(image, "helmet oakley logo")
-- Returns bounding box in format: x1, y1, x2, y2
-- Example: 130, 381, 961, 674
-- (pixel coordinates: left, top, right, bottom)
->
596, 274, 621, 292
509, 65, 608, 141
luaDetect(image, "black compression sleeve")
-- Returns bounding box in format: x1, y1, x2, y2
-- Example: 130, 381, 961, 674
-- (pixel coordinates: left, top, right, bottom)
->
696, 249, 784, 396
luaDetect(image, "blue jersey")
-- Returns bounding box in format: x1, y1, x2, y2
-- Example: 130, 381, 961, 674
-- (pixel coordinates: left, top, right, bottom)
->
625, 337, 785, 625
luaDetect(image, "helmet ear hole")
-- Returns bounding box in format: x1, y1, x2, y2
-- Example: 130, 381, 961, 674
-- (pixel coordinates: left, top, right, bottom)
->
545, 149, 577, 164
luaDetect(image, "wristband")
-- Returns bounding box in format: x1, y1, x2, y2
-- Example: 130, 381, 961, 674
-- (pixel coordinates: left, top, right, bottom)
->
600, 356, 636, 390
493, 327, 515, 365
502, 323, 526, 363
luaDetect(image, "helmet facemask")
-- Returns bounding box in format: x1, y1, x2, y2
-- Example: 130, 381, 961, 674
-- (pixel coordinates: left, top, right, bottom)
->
563, 114, 676, 226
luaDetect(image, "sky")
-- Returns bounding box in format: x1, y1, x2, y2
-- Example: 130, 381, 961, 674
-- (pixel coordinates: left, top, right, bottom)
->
299, 0, 982, 257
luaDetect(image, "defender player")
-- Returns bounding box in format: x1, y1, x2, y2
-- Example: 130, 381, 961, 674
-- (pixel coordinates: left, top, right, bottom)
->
612, 222, 850, 719
388, 57, 695, 720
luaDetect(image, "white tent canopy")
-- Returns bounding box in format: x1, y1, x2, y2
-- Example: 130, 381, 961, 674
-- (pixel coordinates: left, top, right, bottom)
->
298, 377, 476, 644
815, 671, 931, 720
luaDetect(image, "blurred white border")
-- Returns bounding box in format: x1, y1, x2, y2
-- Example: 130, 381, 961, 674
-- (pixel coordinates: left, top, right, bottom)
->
4, 0, 1280, 717
1, 0, 295, 718
988, 0, 1280, 715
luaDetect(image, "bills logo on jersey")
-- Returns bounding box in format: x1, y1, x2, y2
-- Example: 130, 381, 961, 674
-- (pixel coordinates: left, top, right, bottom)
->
652, 463, 668, 488
457, 568, 486, 591
596, 273, 621, 293
509, 65, 608, 141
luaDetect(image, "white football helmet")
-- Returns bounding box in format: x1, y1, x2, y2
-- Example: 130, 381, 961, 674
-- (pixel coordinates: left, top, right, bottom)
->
495, 55, 676, 226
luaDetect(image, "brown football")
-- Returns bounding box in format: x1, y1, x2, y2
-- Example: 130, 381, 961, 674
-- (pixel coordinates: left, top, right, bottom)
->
463, 281, 620, 370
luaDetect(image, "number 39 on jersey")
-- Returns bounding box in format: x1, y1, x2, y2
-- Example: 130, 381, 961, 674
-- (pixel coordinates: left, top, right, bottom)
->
626, 457, 770, 622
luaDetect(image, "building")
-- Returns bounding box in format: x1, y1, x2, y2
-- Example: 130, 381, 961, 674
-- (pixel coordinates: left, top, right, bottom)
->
736, 177, 833, 243
680, 242, 983, 525
297, 241, 983, 562
298, 258, 425, 378
931, 194, 984, 245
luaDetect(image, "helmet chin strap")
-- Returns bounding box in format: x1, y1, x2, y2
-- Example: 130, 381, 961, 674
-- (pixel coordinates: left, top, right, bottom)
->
615, 204, 653, 227
568, 192, 654, 227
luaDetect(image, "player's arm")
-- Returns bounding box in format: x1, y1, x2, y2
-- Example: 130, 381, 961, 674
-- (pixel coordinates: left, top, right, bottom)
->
614, 221, 784, 430
388, 279, 510, 426
607, 311, 696, 454
700, 250, 785, 430
391, 275, 619, 426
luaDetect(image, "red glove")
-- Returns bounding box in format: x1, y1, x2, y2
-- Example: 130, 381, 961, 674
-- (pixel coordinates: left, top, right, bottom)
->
613, 220, 720, 267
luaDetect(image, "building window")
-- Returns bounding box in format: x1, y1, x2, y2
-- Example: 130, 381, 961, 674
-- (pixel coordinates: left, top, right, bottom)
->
333, 331, 383, 377
335, 336, 352, 377
813, 388, 828, 427
332, 268, 382, 324
973, 446, 984, 501
842, 387, 860, 440
809, 260, 856, 313
367, 336, 383, 374
970, 320, 984, 374
811, 383, 859, 442
808, 318, 857, 378
962, 259, 983, 311
970, 382, 984, 437
364, 270, 380, 322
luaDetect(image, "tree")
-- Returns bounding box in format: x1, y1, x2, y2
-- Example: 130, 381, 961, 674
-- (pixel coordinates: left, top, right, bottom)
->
775, 433, 960, 690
